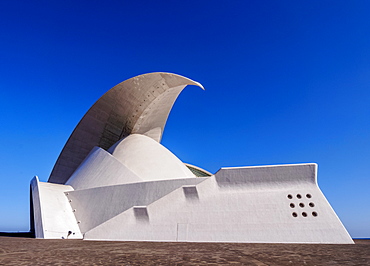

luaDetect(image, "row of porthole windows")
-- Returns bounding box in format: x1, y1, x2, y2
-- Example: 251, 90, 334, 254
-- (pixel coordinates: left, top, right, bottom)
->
292, 212, 318, 217
290, 202, 315, 208
287, 194, 311, 199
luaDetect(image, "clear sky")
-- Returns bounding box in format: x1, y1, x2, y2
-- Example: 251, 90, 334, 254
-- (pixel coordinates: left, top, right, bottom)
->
0, 1, 369, 237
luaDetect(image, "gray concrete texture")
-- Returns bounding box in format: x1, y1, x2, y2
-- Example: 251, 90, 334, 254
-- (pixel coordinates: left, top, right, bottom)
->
48, 73, 203, 184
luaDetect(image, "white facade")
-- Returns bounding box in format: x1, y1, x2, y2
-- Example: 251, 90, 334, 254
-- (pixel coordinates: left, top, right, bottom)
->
30, 73, 353, 243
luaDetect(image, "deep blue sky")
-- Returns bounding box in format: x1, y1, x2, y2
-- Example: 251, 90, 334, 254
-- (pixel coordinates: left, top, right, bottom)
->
0, 1, 369, 237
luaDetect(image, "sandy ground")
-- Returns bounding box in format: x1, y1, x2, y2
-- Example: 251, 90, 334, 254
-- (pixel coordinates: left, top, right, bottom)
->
0, 237, 369, 265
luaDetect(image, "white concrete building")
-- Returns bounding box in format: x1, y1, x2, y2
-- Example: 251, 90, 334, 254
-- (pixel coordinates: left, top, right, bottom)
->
30, 73, 353, 243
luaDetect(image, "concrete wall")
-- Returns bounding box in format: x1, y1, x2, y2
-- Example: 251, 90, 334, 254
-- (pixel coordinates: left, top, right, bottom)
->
66, 133, 195, 189
108, 134, 195, 181
66, 146, 142, 190
82, 164, 353, 244
30, 176, 82, 239
66, 177, 206, 234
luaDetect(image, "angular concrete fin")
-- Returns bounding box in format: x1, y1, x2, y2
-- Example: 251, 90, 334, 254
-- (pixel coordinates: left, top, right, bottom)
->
30, 177, 82, 239
65, 146, 142, 189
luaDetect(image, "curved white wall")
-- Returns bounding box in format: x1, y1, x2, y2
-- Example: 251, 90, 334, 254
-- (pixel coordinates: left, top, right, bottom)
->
108, 134, 195, 181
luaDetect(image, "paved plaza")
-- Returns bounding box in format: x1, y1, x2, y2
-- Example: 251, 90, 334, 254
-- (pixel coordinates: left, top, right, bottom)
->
0, 237, 369, 265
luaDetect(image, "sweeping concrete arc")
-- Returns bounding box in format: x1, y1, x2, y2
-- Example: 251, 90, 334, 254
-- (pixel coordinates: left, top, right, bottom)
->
48, 73, 204, 185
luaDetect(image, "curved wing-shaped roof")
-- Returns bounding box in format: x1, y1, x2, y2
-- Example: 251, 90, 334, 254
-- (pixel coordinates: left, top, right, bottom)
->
48, 73, 204, 184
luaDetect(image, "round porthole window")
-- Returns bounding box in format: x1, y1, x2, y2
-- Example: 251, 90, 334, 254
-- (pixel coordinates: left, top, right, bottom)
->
312, 212, 318, 217
306, 194, 312, 198
292, 212, 298, 217
297, 194, 302, 199
290, 203, 295, 208
309, 202, 315, 207
302, 212, 307, 217
287, 194, 293, 199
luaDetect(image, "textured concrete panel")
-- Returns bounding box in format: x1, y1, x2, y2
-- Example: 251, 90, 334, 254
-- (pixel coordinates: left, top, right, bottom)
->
67, 177, 207, 233
84, 165, 353, 244
31, 177, 82, 239
49, 73, 203, 185
215, 163, 317, 189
